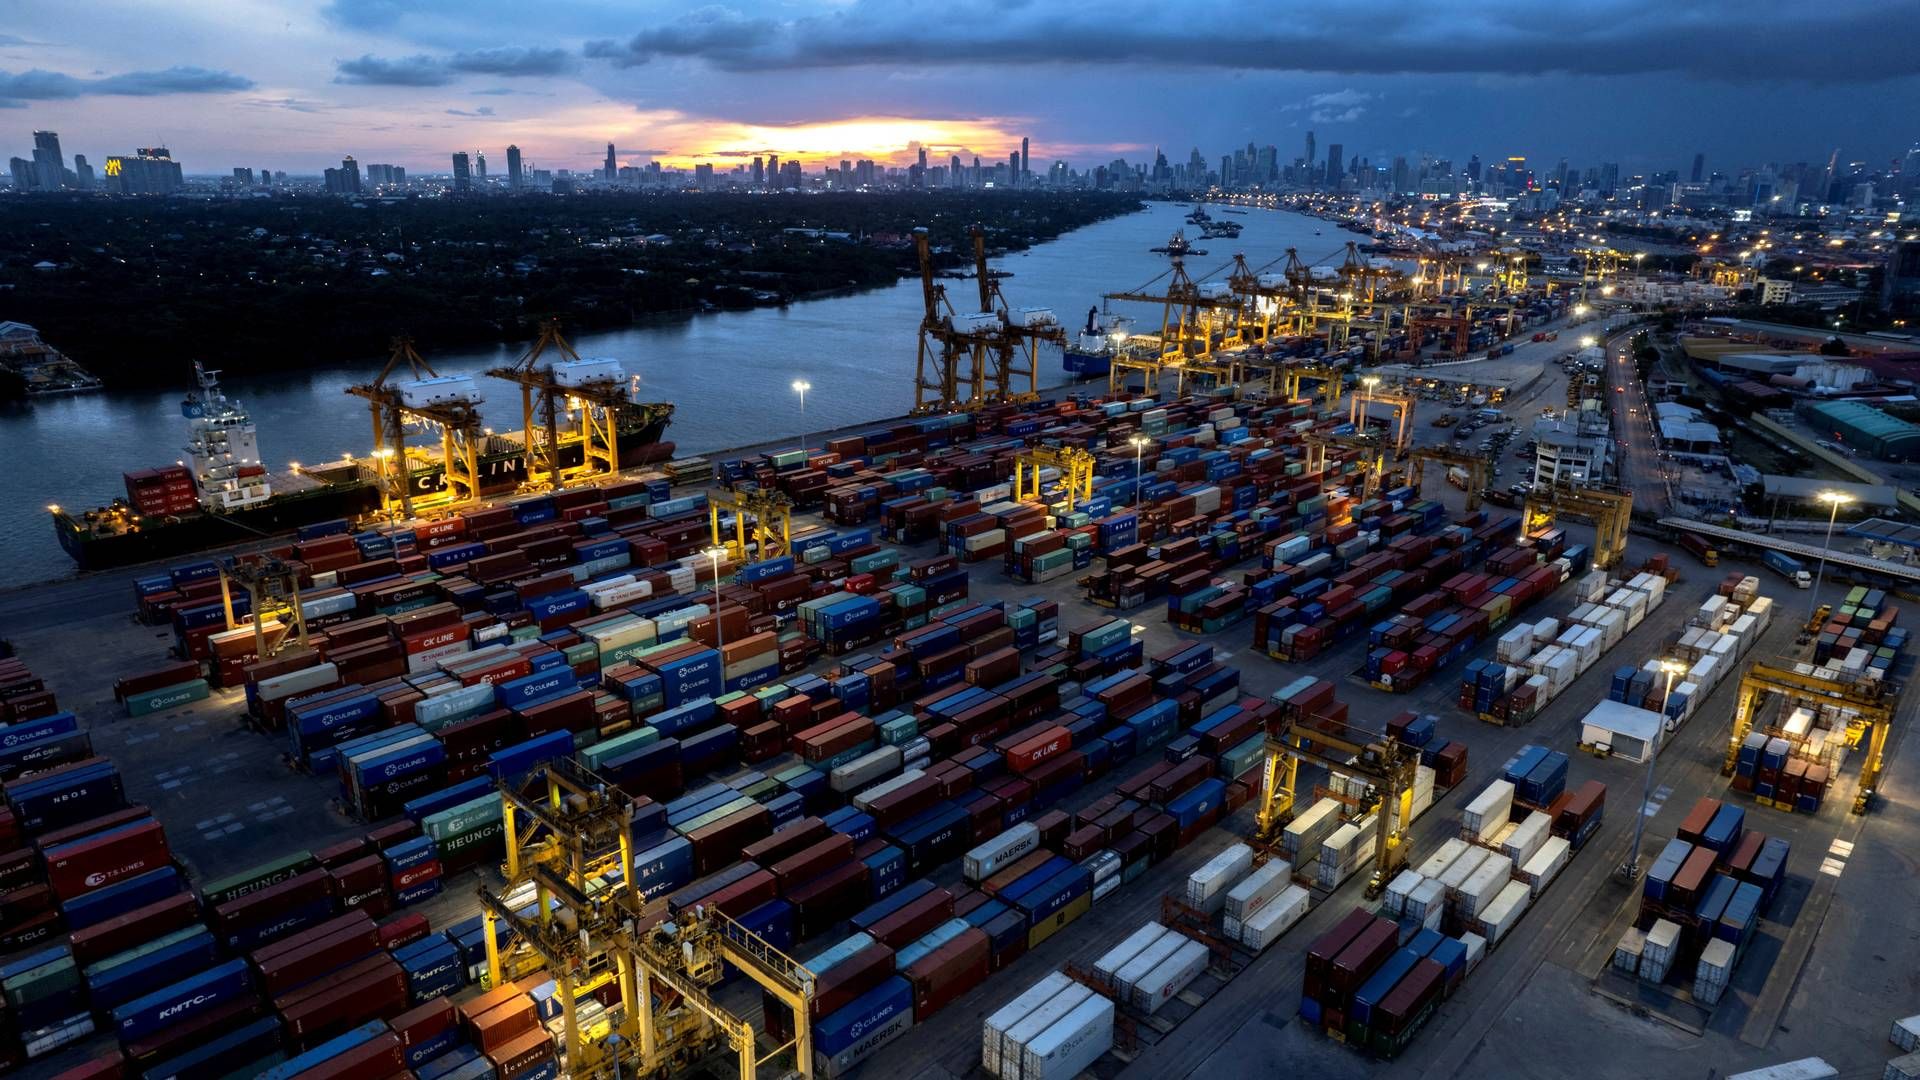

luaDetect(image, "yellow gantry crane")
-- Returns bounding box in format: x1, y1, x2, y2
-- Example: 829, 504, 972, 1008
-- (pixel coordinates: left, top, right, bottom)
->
1278, 364, 1346, 416
1105, 232, 1247, 395
1720, 661, 1895, 814
1302, 431, 1388, 500
486, 320, 676, 493
1348, 385, 1416, 455
483, 760, 817, 1080
1523, 484, 1632, 570
1401, 447, 1491, 512
347, 336, 486, 518
912, 225, 1065, 413
216, 553, 309, 661
1254, 715, 1417, 899
1574, 245, 1627, 302
710, 486, 794, 562
1013, 445, 1096, 510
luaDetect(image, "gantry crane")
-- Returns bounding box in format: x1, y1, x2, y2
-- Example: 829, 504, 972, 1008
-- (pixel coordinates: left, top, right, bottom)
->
216, 553, 309, 661
347, 337, 486, 518
1720, 661, 1895, 814
1401, 447, 1490, 511
1523, 483, 1632, 570
486, 320, 675, 493
1105, 232, 1246, 395
1012, 445, 1096, 510
1349, 385, 1416, 455
710, 486, 794, 562
484, 760, 816, 1080
1574, 246, 1628, 303
1278, 364, 1346, 416
1302, 431, 1388, 500
1254, 714, 1417, 899
911, 225, 1064, 413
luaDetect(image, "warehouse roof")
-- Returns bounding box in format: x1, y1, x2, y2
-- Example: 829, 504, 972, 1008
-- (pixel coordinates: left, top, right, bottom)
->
1846, 517, 1920, 548
1806, 399, 1920, 443
1580, 700, 1663, 744
1762, 476, 1897, 507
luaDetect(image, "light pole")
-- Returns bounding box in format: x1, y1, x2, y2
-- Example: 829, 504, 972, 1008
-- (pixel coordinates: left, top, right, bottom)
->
1358, 374, 1379, 430
1621, 657, 1687, 882
792, 380, 812, 457
1130, 434, 1150, 506
1811, 490, 1853, 617
704, 545, 728, 658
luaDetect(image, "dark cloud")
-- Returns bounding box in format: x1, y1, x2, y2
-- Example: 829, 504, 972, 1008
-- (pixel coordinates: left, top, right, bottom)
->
0, 65, 253, 106
445, 106, 497, 116
580, 0, 1918, 82
335, 47, 572, 86
446, 47, 572, 76
619, 148, 670, 156
334, 54, 452, 86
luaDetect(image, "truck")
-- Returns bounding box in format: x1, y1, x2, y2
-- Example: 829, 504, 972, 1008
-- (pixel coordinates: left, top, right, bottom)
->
1763, 550, 1813, 588
1677, 533, 1719, 567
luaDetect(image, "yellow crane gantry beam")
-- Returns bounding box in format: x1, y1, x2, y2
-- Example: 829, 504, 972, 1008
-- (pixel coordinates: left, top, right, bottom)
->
711, 486, 794, 563
346, 336, 485, 518
484, 320, 674, 493
1402, 447, 1491, 512
1303, 431, 1387, 501
1524, 484, 1632, 570
1255, 716, 1417, 898
1720, 661, 1894, 814
1013, 445, 1096, 511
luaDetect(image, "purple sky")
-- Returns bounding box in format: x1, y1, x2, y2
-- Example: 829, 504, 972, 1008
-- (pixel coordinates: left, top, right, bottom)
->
4, 0, 1916, 177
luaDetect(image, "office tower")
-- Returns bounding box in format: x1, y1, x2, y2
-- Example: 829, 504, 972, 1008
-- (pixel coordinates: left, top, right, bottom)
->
8, 158, 30, 191
1901, 145, 1920, 193
950, 153, 962, 188
767, 155, 779, 184
918, 146, 928, 173
604, 142, 616, 181
1305, 131, 1316, 174
1009, 151, 1021, 184
475, 152, 487, 181
1391, 156, 1409, 195
30, 131, 63, 190
104, 147, 183, 194
751, 156, 764, 186
1690, 152, 1705, 184
1020, 137, 1029, 181
341, 155, 362, 193
781, 160, 801, 187
694, 162, 713, 188
1325, 143, 1343, 186
72, 155, 93, 188
233, 167, 253, 184
507, 145, 523, 189
451, 152, 471, 192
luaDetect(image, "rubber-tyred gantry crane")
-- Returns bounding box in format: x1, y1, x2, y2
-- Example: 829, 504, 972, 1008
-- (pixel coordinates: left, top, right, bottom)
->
346, 336, 485, 518
1254, 713, 1417, 899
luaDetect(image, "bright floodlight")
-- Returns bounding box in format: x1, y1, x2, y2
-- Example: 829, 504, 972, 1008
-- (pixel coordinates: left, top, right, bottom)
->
1130, 434, 1150, 449
1581, 336, 1598, 348
791, 379, 810, 394
703, 545, 727, 563
1657, 658, 1686, 675
1817, 490, 1853, 505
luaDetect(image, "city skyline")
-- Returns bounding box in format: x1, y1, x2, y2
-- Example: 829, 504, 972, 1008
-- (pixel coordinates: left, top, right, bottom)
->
1, 1, 1915, 176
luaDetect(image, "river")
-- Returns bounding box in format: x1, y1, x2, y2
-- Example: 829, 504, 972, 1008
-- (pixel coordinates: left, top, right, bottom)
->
0, 201, 1355, 586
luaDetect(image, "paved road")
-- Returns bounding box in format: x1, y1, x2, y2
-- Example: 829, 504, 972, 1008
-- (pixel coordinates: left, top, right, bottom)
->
1608, 326, 1671, 513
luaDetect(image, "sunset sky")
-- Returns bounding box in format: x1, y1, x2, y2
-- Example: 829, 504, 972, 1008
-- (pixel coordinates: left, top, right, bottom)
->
3, 0, 1914, 177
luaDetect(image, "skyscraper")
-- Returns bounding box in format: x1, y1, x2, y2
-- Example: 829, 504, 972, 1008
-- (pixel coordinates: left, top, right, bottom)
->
950, 154, 962, 188
918, 145, 928, 172
1325, 144, 1343, 186
31, 131, 64, 190
767, 155, 779, 186
751, 156, 764, 186
104, 147, 182, 194
604, 142, 616, 181
451, 152, 471, 193
1020, 137, 1029, 182
1305, 131, 1316, 173
73, 155, 93, 189
1009, 151, 1021, 184
507, 145, 523, 189
341, 155, 362, 194
475, 152, 487, 181
1690, 152, 1705, 184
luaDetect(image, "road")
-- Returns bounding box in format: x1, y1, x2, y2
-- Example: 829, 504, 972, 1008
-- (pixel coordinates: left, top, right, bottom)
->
1608, 324, 1671, 513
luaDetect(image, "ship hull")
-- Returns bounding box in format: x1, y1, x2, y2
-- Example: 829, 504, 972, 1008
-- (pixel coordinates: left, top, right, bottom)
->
1062, 350, 1112, 377
55, 420, 676, 572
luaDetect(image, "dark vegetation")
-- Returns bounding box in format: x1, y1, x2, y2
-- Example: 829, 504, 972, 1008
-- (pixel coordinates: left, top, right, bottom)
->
0, 190, 1141, 387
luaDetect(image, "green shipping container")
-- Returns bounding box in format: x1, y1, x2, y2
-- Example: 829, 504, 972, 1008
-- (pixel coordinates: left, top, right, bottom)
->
424, 794, 503, 841
126, 679, 211, 717
201, 850, 318, 907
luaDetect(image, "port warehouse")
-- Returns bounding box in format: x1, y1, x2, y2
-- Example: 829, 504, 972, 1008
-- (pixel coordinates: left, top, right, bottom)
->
0, 388, 1910, 1079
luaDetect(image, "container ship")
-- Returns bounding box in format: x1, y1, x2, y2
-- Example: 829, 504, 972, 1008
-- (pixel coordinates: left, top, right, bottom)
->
52, 364, 673, 571
1062, 306, 1133, 378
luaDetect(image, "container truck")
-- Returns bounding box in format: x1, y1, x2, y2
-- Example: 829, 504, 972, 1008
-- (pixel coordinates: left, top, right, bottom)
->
1677, 533, 1718, 567
1761, 550, 1812, 588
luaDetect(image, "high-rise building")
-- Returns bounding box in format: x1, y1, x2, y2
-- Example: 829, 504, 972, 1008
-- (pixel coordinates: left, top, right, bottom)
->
8, 158, 31, 191
781, 160, 801, 187
1325, 143, 1344, 186
1010, 151, 1022, 184
233, 167, 254, 185
475, 152, 487, 182
604, 143, 616, 181
767, 155, 779, 186
103, 147, 183, 194
1690, 152, 1705, 184
73, 155, 93, 189
751, 156, 764, 186
341, 155, 362, 194
693, 162, 713, 188
950, 154, 962, 188
1901, 145, 1920, 193
1390, 156, 1410, 195
451, 152, 471, 193
1020, 137, 1029, 182
1305, 131, 1316, 174
31, 131, 63, 191
507, 145, 523, 189
260, 165, 271, 186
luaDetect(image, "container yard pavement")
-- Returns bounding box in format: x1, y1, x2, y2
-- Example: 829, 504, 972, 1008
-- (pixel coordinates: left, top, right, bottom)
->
6, 387, 1920, 1079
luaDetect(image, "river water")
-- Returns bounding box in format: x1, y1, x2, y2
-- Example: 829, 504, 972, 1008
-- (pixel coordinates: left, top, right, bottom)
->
0, 202, 1352, 586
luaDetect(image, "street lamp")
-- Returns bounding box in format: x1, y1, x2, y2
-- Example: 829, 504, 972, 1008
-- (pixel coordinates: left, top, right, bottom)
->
1359, 375, 1380, 431
1129, 434, 1150, 505
791, 380, 812, 457
1812, 491, 1853, 617
1621, 658, 1687, 882
703, 545, 728, 657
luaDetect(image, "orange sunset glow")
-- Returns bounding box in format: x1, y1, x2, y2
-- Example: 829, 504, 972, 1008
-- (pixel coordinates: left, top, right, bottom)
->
649, 116, 1028, 168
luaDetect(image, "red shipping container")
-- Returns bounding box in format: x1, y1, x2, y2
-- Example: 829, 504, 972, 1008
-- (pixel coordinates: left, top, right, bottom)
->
1003, 725, 1072, 774
741, 818, 829, 868
47, 1052, 125, 1080
69, 891, 200, 965
378, 911, 431, 950
288, 1032, 405, 1080
770, 835, 856, 892
469, 998, 539, 1052
904, 927, 990, 1019
487, 1028, 556, 1079
43, 819, 169, 901
865, 888, 956, 949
